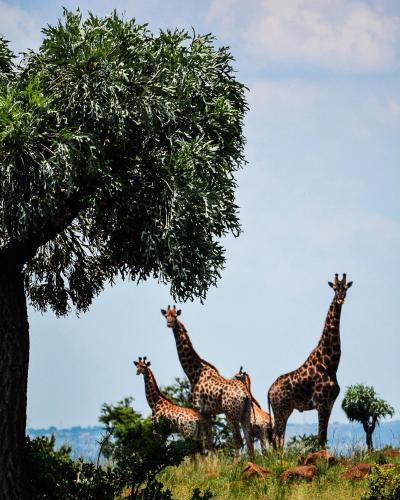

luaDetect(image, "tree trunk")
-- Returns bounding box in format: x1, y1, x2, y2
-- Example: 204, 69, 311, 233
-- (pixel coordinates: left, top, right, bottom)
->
0, 264, 29, 499
363, 421, 375, 452
366, 429, 373, 451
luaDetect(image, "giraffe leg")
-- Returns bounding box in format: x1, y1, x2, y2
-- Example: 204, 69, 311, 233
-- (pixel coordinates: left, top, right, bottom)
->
273, 409, 290, 450
259, 428, 267, 454
227, 416, 243, 459
198, 415, 213, 455
317, 404, 333, 449
200, 415, 214, 455
240, 396, 255, 459
242, 423, 254, 460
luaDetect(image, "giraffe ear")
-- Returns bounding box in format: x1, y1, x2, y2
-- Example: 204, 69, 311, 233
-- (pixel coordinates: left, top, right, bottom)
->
347, 281, 353, 288
328, 281, 334, 288
133, 361, 138, 366
147, 361, 151, 367
176, 309, 182, 316
161, 309, 166, 316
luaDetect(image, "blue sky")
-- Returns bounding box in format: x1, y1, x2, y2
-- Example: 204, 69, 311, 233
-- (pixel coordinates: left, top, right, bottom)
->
1, 0, 399, 429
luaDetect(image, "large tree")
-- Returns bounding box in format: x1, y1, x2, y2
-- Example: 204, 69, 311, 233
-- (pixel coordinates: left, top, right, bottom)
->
342, 384, 395, 451
0, 10, 247, 497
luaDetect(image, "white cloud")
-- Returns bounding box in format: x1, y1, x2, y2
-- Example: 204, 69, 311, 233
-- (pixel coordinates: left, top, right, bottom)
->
0, 1, 41, 54
247, 79, 323, 111
207, 0, 400, 72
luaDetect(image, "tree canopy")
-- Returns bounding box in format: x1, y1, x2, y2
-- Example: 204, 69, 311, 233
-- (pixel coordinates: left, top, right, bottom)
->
342, 384, 395, 450
0, 10, 248, 314
342, 384, 395, 424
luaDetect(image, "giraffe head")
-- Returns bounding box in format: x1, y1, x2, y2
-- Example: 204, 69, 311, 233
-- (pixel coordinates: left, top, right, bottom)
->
328, 273, 353, 304
160, 305, 181, 328
134, 356, 151, 375
233, 366, 250, 387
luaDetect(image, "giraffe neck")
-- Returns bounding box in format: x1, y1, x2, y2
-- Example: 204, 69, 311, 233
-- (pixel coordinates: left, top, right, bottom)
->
314, 297, 342, 372
244, 374, 251, 392
142, 368, 166, 411
172, 319, 203, 383
243, 374, 261, 409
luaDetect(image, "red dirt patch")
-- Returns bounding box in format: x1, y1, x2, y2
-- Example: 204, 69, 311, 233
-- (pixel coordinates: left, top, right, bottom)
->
281, 465, 316, 481
242, 462, 270, 479
383, 449, 400, 458
303, 449, 338, 466
343, 463, 371, 479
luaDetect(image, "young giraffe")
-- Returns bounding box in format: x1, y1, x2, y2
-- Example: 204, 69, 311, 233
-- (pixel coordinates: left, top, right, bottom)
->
161, 306, 254, 458
268, 274, 353, 449
134, 356, 208, 447
233, 366, 274, 454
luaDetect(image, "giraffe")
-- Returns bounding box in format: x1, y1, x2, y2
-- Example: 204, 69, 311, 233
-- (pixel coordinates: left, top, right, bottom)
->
233, 366, 274, 454
268, 274, 353, 449
134, 356, 207, 448
160, 306, 254, 458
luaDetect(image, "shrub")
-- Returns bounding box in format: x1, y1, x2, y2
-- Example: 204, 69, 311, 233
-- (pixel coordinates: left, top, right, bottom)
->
99, 398, 195, 497
286, 434, 320, 456
25, 435, 116, 499
362, 465, 400, 500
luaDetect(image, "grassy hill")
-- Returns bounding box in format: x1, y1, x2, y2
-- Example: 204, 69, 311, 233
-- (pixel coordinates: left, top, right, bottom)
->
158, 449, 400, 499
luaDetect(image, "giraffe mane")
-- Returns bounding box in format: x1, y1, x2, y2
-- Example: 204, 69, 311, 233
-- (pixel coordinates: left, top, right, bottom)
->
147, 368, 176, 405
201, 358, 221, 374
249, 392, 262, 409
243, 375, 262, 409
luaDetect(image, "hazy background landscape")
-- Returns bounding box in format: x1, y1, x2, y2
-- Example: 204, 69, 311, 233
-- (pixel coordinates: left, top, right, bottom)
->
28, 421, 400, 461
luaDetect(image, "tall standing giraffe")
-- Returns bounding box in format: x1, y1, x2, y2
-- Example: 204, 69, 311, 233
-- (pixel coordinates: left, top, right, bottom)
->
161, 306, 254, 458
233, 366, 274, 453
134, 356, 209, 449
268, 274, 353, 449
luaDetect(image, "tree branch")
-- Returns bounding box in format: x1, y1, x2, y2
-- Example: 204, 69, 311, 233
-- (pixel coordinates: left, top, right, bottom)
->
0, 187, 94, 268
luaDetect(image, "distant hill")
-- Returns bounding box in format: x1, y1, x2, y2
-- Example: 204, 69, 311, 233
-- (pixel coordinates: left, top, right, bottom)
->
285, 420, 400, 452
28, 420, 400, 461
28, 426, 104, 461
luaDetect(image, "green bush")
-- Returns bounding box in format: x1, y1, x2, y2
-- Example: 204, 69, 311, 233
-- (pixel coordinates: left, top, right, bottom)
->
362, 465, 400, 500
286, 434, 320, 456
98, 398, 196, 497
25, 396, 211, 498
25, 435, 116, 499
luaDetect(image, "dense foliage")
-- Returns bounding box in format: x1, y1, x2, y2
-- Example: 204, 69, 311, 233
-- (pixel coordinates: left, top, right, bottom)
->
362, 465, 400, 500
25, 435, 116, 499
342, 384, 394, 451
26, 398, 214, 498
286, 433, 320, 455
98, 397, 195, 497
0, 10, 248, 313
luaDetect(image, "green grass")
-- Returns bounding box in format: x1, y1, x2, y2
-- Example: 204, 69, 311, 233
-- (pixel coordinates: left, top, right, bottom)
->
158, 448, 400, 500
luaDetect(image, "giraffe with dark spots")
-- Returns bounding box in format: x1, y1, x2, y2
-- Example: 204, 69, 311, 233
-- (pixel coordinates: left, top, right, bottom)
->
233, 366, 274, 453
134, 356, 211, 451
268, 274, 353, 449
161, 306, 254, 458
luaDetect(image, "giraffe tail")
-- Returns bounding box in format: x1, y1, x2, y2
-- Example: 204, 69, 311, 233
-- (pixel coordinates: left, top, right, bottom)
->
267, 391, 274, 445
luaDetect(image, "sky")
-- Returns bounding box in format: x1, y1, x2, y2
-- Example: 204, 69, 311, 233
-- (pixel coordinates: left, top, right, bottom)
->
1, 0, 399, 429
